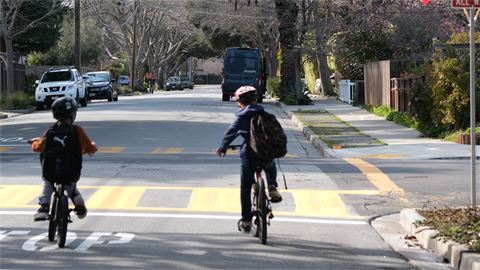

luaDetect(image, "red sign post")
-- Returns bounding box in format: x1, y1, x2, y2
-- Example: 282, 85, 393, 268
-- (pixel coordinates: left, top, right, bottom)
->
451, 0, 480, 8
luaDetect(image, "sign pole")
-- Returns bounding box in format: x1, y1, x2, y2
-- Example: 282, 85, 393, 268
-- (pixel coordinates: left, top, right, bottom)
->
470, 8, 477, 208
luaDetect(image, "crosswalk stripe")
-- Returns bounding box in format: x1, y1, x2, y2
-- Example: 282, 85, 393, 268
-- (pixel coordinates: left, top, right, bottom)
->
0, 186, 42, 207
0, 147, 15, 153
87, 187, 147, 209
0, 185, 380, 218
97, 147, 128, 153
187, 188, 240, 213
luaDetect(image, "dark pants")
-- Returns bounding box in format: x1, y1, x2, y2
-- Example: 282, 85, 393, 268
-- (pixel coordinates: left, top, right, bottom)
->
240, 161, 277, 222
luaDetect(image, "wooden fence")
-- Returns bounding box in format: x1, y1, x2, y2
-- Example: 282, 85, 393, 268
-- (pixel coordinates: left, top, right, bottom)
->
0, 62, 25, 93
26, 65, 96, 77
363, 60, 411, 107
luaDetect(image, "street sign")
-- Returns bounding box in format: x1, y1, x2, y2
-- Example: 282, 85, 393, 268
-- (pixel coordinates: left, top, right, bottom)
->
452, 0, 480, 8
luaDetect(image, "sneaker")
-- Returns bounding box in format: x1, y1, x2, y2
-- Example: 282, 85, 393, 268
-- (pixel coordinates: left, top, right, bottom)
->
34, 204, 49, 220
268, 186, 283, 203
74, 196, 87, 219
237, 219, 251, 233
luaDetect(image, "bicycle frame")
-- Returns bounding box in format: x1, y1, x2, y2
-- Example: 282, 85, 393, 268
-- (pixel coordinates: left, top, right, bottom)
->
48, 182, 72, 248
227, 143, 274, 245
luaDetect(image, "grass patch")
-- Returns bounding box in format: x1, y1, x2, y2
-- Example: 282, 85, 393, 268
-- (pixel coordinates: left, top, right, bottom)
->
293, 109, 329, 114
416, 205, 480, 253
332, 114, 387, 145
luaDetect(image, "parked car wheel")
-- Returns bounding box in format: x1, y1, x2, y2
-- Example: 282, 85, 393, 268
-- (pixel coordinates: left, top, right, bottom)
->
80, 91, 88, 107
222, 94, 230, 101
36, 102, 44, 111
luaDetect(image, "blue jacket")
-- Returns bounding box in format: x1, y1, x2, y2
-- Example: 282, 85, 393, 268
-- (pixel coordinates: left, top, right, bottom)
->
219, 104, 274, 167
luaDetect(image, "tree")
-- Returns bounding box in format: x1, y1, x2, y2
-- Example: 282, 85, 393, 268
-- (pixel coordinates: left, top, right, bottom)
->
325, 0, 465, 81
0, 0, 70, 96
27, 11, 103, 67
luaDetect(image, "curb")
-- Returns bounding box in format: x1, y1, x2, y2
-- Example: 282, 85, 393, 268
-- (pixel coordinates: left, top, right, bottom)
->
400, 208, 480, 270
278, 102, 337, 158
0, 107, 36, 119
0, 107, 36, 114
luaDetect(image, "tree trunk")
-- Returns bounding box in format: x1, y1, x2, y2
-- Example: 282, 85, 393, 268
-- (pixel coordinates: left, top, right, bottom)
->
295, 57, 303, 103
275, 0, 298, 101
5, 36, 15, 95
317, 51, 335, 96
312, 0, 335, 97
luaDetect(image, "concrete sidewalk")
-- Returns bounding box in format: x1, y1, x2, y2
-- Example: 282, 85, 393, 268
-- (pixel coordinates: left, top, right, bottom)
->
281, 97, 476, 160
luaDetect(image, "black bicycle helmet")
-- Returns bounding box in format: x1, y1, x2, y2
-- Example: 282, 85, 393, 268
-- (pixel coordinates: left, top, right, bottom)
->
52, 97, 78, 122
234, 86, 257, 104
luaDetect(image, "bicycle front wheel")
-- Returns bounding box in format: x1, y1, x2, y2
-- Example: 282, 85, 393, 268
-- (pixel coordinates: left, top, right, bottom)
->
57, 195, 69, 248
48, 196, 58, 242
258, 177, 268, 245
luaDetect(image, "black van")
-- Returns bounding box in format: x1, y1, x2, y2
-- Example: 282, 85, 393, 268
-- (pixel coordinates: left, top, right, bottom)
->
221, 47, 267, 102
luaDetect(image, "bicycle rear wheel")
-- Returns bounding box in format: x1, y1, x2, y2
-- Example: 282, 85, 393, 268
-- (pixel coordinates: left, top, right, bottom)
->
48, 196, 58, 242
251, 183, 259, 238
258, 176, 268, 245
57, 195, 69, 248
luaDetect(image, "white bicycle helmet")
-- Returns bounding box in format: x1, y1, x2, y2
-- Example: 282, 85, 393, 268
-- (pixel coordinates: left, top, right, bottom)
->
234, 86, 257, 102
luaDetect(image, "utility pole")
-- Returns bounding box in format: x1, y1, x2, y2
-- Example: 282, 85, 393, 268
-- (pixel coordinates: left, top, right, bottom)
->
131, 1, 137, 95
75, 0, 81, 72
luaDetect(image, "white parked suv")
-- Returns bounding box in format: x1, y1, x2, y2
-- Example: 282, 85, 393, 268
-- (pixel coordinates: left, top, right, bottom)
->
35, 67, 87, 110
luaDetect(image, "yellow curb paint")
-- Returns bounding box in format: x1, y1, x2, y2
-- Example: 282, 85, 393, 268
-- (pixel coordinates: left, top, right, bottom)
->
97, 147, 127, 153
0, 185, 41, 207
354, 154, 410, 160
0, 147, 15, 153
150, 148, 162, 154
344, 158, 405, 196
164, 148, 184, 154
86, 186, 146, 209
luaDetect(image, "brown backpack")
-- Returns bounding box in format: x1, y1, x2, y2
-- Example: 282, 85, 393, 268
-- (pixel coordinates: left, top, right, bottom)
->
250, 111, 287, 159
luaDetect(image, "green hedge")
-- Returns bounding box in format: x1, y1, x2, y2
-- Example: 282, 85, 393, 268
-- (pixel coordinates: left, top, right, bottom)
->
266, 77, 281, 98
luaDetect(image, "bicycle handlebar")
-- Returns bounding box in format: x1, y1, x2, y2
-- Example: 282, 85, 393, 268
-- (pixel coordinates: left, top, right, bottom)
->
227, 144, 243, 150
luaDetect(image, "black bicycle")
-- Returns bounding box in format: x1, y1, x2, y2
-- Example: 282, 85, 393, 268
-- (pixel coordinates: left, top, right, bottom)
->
35, 182, 72, 248
229, 144, 274, 245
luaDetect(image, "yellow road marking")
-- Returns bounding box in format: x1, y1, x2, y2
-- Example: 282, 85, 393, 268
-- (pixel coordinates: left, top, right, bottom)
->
187, 188, 240, 213
0, 147, 15, 152
97, 147, 127, 153
150, 148, 162, 154
344, 158, 405, 196
86, 186, 146, 209
0, 185, 380, 218
164, 148, 184, 154
354, 154, 410, 160
0, 185, 42, 207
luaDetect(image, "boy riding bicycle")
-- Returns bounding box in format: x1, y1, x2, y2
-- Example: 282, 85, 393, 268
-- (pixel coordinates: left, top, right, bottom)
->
30, 97, 97, 220
216, 86, 282, 233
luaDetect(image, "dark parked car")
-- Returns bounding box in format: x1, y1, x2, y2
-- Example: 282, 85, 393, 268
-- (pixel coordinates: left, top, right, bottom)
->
84, 71, 118, 102
165, 77, 183, 91
181, 77, 194, 89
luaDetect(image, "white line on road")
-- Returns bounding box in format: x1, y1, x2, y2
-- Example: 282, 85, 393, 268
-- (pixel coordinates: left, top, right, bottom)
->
0, 211, 368, 225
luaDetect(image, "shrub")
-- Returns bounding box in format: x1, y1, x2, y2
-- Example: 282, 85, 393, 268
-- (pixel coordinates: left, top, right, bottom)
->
25, 74, 40, 96
0, 92, 35, 110
266, 77, 281, 98
283, 93, 312, 105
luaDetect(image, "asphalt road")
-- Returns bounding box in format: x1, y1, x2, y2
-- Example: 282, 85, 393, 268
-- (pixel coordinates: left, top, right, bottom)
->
0, 85, 471, 269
